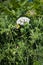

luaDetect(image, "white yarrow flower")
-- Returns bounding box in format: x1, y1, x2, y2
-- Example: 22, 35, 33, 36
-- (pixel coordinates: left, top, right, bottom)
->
16, 17, 30, 25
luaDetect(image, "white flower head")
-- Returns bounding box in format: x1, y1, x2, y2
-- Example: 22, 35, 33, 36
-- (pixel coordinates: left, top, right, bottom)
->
16, 17, 30, 25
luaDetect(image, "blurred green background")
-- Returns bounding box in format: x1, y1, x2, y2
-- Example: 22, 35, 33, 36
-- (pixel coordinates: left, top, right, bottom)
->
0, 0, 43, 65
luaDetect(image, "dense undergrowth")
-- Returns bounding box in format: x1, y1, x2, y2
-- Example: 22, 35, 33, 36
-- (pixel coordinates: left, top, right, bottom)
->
0, 0, 43, 65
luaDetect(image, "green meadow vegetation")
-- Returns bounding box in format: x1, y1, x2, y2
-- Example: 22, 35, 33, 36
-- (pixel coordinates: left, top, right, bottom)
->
0, 0, 43, 65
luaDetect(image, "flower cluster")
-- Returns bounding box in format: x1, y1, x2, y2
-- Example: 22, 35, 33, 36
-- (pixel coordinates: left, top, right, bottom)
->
16, 17, 30, 25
